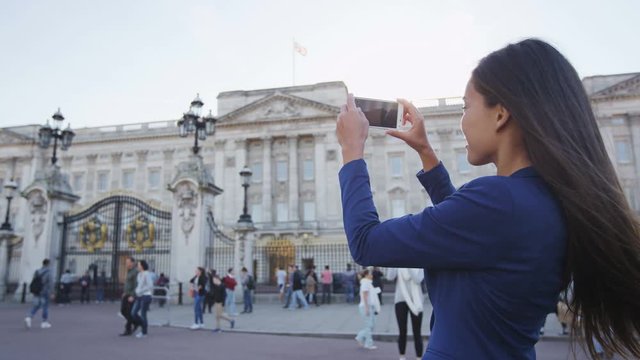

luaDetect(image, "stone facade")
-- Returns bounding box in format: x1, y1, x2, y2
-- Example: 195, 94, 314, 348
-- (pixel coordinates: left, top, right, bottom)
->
1, 75, 639, 288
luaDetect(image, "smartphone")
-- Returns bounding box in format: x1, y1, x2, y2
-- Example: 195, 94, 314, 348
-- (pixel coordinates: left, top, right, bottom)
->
355, 97, 405, 129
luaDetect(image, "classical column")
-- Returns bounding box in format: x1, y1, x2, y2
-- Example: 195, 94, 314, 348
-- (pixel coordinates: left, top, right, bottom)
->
288, 135, 299, 223
213, 140, 226, 224
110, 152, 123, 190
313, 134, 327, 222
261, 137, 273, 225
135, 150, 148, 192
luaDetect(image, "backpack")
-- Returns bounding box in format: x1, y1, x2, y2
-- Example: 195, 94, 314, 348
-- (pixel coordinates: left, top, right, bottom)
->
246, 275, 255, 290
29, 270, 44, 295
204, 276, 211, 293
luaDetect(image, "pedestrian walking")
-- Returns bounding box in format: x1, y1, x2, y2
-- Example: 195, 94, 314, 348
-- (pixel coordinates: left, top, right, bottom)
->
336, 38, 640, 358
282, 265, 294, 308
211, 275, 235, 333
387, 268, 425, 360
287, 265, 309, 310
24, 259, 53, 329
189, 267, 207, 330
320, 265, 333, 304
276, 266, 286, 303
118, 257, 138, 336
355, 269, 378, 350
131, 260, 153, 338
223, 268, 238, 316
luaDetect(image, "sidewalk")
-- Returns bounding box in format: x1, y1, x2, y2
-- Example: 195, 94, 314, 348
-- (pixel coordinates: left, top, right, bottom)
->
147, 293, 569, 342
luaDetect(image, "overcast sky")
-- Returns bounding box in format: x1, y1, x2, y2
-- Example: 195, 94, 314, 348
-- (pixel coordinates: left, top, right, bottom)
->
1, 0, 639, 129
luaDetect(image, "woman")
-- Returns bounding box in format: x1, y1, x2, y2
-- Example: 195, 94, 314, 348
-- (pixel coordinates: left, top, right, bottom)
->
337, 38, 640, 359
211, 275, 235, 333
189, 267, 207, 330
387, 268, 424, 360
355, 269, 378, 350
131, 260, 153, 338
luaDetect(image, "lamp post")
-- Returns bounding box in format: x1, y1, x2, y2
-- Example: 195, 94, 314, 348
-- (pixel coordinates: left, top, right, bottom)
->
0, 179, 17, 232
37, 108, 75, 165
237, 166, 253, 224
177, 94, 217, 155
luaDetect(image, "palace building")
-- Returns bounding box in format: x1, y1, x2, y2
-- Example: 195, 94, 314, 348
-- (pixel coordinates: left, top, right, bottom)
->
0, 74, 638, 299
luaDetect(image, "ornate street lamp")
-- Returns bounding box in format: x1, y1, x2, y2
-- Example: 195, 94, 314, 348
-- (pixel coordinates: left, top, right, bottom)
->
176, 94, 217, 154
38, 108, 75, 165
0, 179, 18, 231
237, 165, 253, 224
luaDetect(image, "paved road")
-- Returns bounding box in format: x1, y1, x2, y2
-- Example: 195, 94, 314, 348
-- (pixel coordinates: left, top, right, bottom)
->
0, 302, 610, 360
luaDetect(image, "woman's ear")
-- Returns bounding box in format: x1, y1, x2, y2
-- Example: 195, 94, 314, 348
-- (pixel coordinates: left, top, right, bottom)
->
495, 104, 511, 132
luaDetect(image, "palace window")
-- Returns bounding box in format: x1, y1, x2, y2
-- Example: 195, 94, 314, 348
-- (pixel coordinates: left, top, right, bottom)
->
615, 139, 632, 164
73, 173, 84, 192
391, 199, 406, 218
276, 161, 288, 182
276, 202, 288, 222
252, 162, 263, 183
97, 171, 109, 192
389, 155, 403, 177
148, 168, 161, 189
303, 159, 314, 181
122, 170, 135, 190
456, 150, 471, 174
303, 201, 316, 222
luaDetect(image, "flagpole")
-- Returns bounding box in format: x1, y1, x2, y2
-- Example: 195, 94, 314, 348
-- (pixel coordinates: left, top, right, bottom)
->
292, 38, 296, 86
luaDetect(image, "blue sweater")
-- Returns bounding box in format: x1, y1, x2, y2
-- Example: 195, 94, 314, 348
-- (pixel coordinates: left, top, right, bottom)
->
339, 159, 566, 359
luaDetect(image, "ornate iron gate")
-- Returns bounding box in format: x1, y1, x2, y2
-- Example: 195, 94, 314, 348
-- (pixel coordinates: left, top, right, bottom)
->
60, 195, 172, 299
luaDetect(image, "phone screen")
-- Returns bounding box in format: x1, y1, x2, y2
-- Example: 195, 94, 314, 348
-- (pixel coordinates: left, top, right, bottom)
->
355, 97, 400, 129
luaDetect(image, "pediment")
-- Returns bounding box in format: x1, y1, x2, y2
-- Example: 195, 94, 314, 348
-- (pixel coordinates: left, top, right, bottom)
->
218, 92, 340, 125
0, 129, 33, 145
592, 74, 640, 99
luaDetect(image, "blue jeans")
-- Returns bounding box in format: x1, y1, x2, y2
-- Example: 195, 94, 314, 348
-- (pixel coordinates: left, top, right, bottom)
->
96, 288, 105, 302
131, 295, 152, 334
345, 283, 355, 303
243, 289, 253, 312
225, 289, 237, 315
194, 294, 204, 324
283, 286, 293, 307
287, 289, 309, 310
29, 294, 50, 320
356, 305, 376, 347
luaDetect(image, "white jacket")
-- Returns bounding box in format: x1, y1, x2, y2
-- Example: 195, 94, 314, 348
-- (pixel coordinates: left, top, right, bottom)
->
387, 268, 424, 315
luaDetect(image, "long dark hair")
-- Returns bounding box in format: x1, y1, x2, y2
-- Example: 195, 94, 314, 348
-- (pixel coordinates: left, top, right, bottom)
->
472, 38, 640, 358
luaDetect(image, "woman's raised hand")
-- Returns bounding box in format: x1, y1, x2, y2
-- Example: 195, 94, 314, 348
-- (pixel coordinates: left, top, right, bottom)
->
387, 99, 440, 171
336, 93, 369, 164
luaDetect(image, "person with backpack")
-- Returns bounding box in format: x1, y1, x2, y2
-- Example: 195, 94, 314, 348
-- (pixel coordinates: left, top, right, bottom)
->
223, 268, 238, 316
240, 267, 254, 314
25, 258, 53, 329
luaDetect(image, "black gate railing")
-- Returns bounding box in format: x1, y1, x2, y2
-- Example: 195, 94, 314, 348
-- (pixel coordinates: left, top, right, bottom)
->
60, 195, 172, 300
